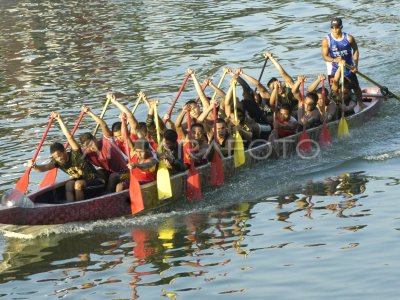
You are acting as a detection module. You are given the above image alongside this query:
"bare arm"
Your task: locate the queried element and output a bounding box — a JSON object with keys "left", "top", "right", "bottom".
{"left": 264, "top": 52, "right": 294, "bottom": 88}
{"left": 208, "top": 79, "right": 226, "bottom": 100}
{"left": 239, "top": 69, "right": 271, "bottom": 99}
{"left": 291, "top": 75, "right": 307, "bottom": 102}
{"left": 189, "top": 69, "right": 210, "bottom": 111}
{"left": 110, "top": 93, "right": 139, "bottom": 135}
{"left": 52, "top": 112, "right": 80, "bottom": 151}
{"left": 307, "top": 74, "right": 325, "bottom": 93}
{"left": 174, "top": 107, "right": 188, "bottom": 141}
{"left": 224, "top": 80, "right": 234, "bottom": 118}
{"left": 82, "top": 105, "right": 113, "bottom": 138}
{"left": 348, "top": 34, "right": 359, "bottom": 69}
{"left": 120, "top": 113, "right": 136, "bottom": 158}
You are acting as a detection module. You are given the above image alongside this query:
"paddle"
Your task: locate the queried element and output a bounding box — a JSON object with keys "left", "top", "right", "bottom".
{"left": 255, "top": 57, "right": 269, "bottom": 92}
{"left": 185, "top": 112, "right": 202, "bottom": 202}
{"left": 131, "top": 94, "right": 143, "bottom": 114}
{"left": 38, "top": 111, "right": 86, "bottom": 189}
{"left": 232, "top": 81, "right": 245, "bottom": 167}
{"left": 164, "top": 73, "right": 191, "bottom": 123}
{"left": 319, "top": 77, "right": 331, "bottom": 147}
{"left": 121, "top": 115, "right": 144, "bottom": 214}
{"left": 15, "top": 116, "right": 54, "bottom": 194}
{"left": 298, "top": 80, "right": 312, "bottom": 154}
{"left": 154, "top": 103, "right": 172, "bottom": 200}
{"left": 345, "top": 63, "right": 399, "bottom": 101}
{"left": 93, "top": 95, "right": 112, "bottom": 136}
{"left": 210, "top": 102, "right": 224, "bottom": 187}
{"left": 338, "top": 64, "right": 350, "bottom": 137}
{"left": 211, "top": 70, "right": 228, "bottom": 101}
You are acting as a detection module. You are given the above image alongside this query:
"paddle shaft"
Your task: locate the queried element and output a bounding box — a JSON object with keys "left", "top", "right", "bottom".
{"left": 344, "top": 63, "right": 400, "bottom": 100}
{"left": 211, "top": 70, "right": 228, "bottom": 101}
{"left": 186, "top": 112, "right": 195, "bottom": 169}
{"left": 255, "top": 57, "right": 269, "bottom": 92}
{"left": 166, "top": 73, "right": 191, "bottom": 120}
{"left": 154, "top": 104, "right": 161, "bottom": 146}
{"left": 93, "top": 96, "right": 112, "bottom": 136}
{"left": 341, "top": 64, "right": 345, "bottom": 118}
{"left": 321, "top": 78, "right": 326, "bottom": 121}
{"left": 15, "top": 116, "right": 54, "bottom": 193}
{"left": 131, "top": 95, "right": 143, "bottom": 114}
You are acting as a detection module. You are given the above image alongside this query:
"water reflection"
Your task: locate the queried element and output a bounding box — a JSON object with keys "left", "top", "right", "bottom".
{"left": 0, "top": 168, "right": 398, "bottom": 297}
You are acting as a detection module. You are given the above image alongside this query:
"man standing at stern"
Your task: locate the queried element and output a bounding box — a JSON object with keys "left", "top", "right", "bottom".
{"left": 321, "top": 17, "right": 366, "bottom": 110}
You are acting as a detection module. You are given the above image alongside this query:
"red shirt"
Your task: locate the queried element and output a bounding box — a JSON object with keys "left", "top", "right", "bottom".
{"left": 83, "top": 136, "right": 128, "bottom": 173}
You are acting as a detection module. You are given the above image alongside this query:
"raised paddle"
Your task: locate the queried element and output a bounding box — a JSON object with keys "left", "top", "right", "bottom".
{"left": 338, "top": 64, "right": 350, "bottom": 137}
{"left": 93, "top": 95, "right": 112, "bottom": 136}
{"left": 298, "top": 79, "right": 312, "bottom": 154}
{"left": 232, "top": 81, "right": 245, "bottom": 167}
{"left": 131, "top": 94, "right": 143, "bottom": 114}
{"left": 319, "top": 77, "right": 331, "bottom": 147}
{"left": 211, "top": 70, "right": 228, "bottom": 101}
{"left": 210, "top": 102, "right": 224, "bottom": 187}
{"left": 164, "top": 73, "right": 191, "bottom": 123}
{"left": 38, "top": 111, "right": 86, "bottom": 189}
{"left": 185, "top": 112, "right": 202, "bottom": 202}
{"left": 15, "top": 116, "right": 54, "bottom": 194}
{"left": 154, "top": 103, "right": 172, "bottom": 200}
{"left": 121, "top": 115, "right": 144, "bottom": 214}
{"left": 344, "top": 63, "right": 399, "bottom": 101}
{"left": 255, "top": 57, "right": 269, "bottom": 92}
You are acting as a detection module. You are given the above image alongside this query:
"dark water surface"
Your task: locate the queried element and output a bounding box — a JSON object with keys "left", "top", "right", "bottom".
{"left": 0, "top": 0, "right": 399, "bottom": 299}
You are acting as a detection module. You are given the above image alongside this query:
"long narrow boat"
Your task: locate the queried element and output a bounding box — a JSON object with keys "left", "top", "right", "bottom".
{"left": 0, "top": 88, "right": 385, "bottom": 226}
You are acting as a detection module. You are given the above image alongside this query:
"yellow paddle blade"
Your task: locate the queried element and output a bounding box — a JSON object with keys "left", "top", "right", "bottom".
{"left": 157, "top": 160, "right": 172, "bottom": 200}
{"left": 234, "top": 133, "right": 245, "bottom": 168}
{"left": 338, "top": 116, "right": 349, "bottom": 138}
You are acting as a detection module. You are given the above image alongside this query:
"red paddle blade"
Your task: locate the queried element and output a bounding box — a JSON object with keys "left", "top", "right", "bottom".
{"left": 211, "top": 151, "right": 224, "bottom": 187}
{"left": 14, "top": 167, "right": 32, "bottom": 194}
{"left": 298, "top": 131, "right": 312, "bottom": 154}
{"left": 38, "top": 168, "right": 58, "bottom": 189}
{"left": 129, "top": 170, "right": 144, "bottom": 214}
{"left": 319, "top": 124, "right": 331, "bottom": 147}
{"left": 187, "top": 167, "right": 202, "bottom": 202}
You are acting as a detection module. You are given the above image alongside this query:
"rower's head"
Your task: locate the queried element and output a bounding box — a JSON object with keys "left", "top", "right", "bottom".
{"left": 50, "top": 142, "right": 68, "bottom": 164}
{"left": 137, "top": 122, "right": 148, "bottom": 137}
{"left": 163, "top": 129, "right": 178, "bottom": 150}
{"left": 216, "top": 118, "right": 228, "bottom": 138}
{"left": 185, "top": 100, "right": 201, "bottom": 118}
{"left": 305, "top": 92, "right": 318, "bottom": 112}
{"left": 111, "top": 122, "right": 123, "bottom": 143}
{"left": 279, "top": 104, "right": 292, "bottom": 121}
{"left": 330, "top": 17, "right": 343, "bottom": 36}
{"left": 79, "top": 133, "right": 98, "bottom": 152}
{"left": 316, "top": 87, "right": 330, "bottom": 107}
{"left": 190, "top": 123, "right": 206, "bottom": 141}
{"left": 134, "top": 138, "right": 151, "bottom": 160}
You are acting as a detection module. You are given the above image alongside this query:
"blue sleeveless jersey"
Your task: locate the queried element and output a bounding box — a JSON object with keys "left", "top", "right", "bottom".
{"left": 327, "top": 32, "right": 354, "bottom": 77}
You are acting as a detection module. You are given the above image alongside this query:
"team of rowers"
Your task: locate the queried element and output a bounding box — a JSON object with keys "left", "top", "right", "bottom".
{"left": 28, "top": 51, "right": 362, "bottom": 202}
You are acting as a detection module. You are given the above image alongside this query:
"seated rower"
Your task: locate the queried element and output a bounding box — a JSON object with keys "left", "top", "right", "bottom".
{"left": 274, "top": 103, "right": 299, "bottom": 138}
{"left": 28, "top": 112, "right": 104, "bottom": 202}
{"left": 307, "top": 74, "right": 337, "bottom": 123}
{"left": 80, "top": 105, "right": 129, "bottom": 193}
{"left": 292, "top": 75, "right": 322, "bottom": 129}
{"left": 110, "top": 92, "right": 146, "bottom": 154}
{"left": 117, "top": 129, "right": 158, "bottom": 192}
{"left": 212, "top": 118, "right": 235, "bottom": 157}
{"left": 157, "top": 129, "right": 187, "bottom": 175}
{"left": 264, "top": 52, "right": 298, "bottom": 115}
{"left": 175, "top": 105, "right": 209, "bottom": 167}
{"left": 224, "top": 79, "right": 256, "bottom": 148}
